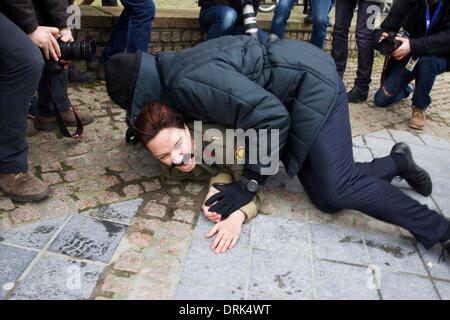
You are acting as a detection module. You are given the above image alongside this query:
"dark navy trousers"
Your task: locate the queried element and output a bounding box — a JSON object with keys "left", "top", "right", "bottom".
{"left": 298, "top": 78, "right": 449, "bottom": 249}
{"left": 0, "top": 13, "right": 44, "bottom": 174}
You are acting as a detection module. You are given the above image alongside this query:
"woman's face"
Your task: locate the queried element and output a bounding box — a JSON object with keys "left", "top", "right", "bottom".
{"left": 146, "top": 125, "right": 196, "bottom": 172}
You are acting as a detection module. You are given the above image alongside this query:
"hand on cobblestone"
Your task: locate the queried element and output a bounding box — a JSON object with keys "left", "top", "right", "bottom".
{"left": 206, "top": 211, "right": 245, "bottom": 254}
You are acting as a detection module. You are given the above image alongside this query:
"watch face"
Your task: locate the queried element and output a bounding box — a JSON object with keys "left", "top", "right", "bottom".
{"left": 247, "top": 180, "right": 259, "bottom": 192}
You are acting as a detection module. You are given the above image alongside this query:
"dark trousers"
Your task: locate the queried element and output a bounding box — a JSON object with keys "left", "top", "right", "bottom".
{"left": 298, "top": 78, "right": 449, "bottom": 249}
{"left": 100, "top": 0, "right": 155, "bottom": 65}
{"left": 199, "top": 5, "right": 268, "bottom": 44}
{"left": 331, "top": 0, "right": 378, "bottom": 91}
{"left": 374, "top": 55, "right": 447, "bottom": 110}
{"left": 0, "top": 13, "right": 44, "bottom": 173}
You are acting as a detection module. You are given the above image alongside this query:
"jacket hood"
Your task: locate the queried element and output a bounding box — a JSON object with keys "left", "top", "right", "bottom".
{"left": 106, "top": 51, "right": 163, "bottom": 124}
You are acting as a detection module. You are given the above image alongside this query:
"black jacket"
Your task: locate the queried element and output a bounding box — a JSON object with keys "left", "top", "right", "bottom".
{"left": 0, "top": 0, "right": 68, "bottom": 34}
{"left": 198, "top": 0, "right": 261, "bottom": 25}
{"left": 106, "top": 36, "right": 339, "bottom": 179}
{"left": 375, "top": 0, "right": 450, "bottom": 70}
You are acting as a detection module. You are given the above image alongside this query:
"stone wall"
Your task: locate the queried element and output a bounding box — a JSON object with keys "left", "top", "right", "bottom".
{"left": 77, "top": 5, "right": 359, "bottom": 57}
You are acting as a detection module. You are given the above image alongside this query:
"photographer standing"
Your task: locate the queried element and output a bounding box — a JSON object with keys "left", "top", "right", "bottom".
{"left": 0, "top": 0, "right": 94, "bottom": 202}
{"left": 373, "top": 0, "right": 450, "bottom": 130}
{"left": 331, "top": 0, "right": 382, "bottom": 103}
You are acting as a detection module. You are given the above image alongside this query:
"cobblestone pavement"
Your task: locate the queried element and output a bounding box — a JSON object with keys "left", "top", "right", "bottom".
{"left": 1, "top": 57, "right": 450, "bottom": 300}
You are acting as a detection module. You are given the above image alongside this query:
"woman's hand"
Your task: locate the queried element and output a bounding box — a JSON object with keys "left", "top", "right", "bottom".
{"left": 206, "top": 210, "right": 246, "bottom": 254}
{"left": 28, "top": 26, "right": 61, "bottom": 61}
{"left": 202, "top": 186, "right": 222, "bottom": 223}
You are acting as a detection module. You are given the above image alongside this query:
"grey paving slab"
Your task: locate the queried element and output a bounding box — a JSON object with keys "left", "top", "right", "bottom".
{"left": 0, "top": 215, "right": 68, "bottom": 250}
{"left": 363, "top": 231, "right": 427, "bottom": 276}
{"left": 432, "top": 148, "right": 450, "bottom": 164}
{"left": 365, "top": 129, "right": 393, "bottom": 141}
{"left": 193, "top": 214, "right": 251, "bottom": 246}
{"left": 352, "top": 136, "right": 366, "bottom": 148}
{"left": 400, "top": 189, "right": 438, "bottom": 211}
{"left": 389, "top": 129, "right": 425, "bottom": 146}
{"left": 250, "top": 215, "right": 310, "bottom": 257}
{"left": 249, "top": 249, "right": 313, "bottom": 299}
{"left": 364, "top": 136, "right": 394, "bottom": 155}
{"left": 175, "top": 280, "right": 245, "bottom": 300}
{"left": 378, "top": 272, "right": 439, "bottom": 300}
{"left": 0, "top": 245, "right": 37, "bottom": 299}
{"left": 310, "top": 223, "right": 370, "bottom": 266}
{"left": 417, "top": 244, "right": 450, "bottom": 281}
{"left": 419, "top": 134, "right": 450, "bottom": 151}
{"left": 177, "top": 238, "right": 249, "bottom": 290}
{"left": 435, "top": 280, "right": 450, "bottom": 300}
{"left": 432, "top": 193, "right": 450, "bottom": 218}
{"left": 407, "top": 143, "right": 442, "bottom": 161}
{"left": 10, "top": 254, "right": 104, "bottom": 300}
{"left": 314, "top": 260, "right": 379, "bottom": 300}
{"left": 352, "top": 147, "right": 373, "bottom": 163}
{"left": 430, "top": 176, "right": 450, "bottom": 196}
{"left": 83, "top": 198, "right": 143, "bottom": 225}
{"left": 48, "top": 214, "right": 127, "bottom": 263}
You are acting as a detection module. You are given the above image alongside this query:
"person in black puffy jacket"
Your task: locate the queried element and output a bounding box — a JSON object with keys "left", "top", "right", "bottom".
{"left": 106, "top": 35, "right": 450, "bottom": 259}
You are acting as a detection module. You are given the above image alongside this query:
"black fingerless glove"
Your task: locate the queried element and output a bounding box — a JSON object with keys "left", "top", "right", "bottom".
{"left": 205, "top": 181, "right": 256, "bottom": 220}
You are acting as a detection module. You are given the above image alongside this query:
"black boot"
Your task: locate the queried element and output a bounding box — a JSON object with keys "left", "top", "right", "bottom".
{"left": 390, "top": 142, "right": 432, "bottom": 197}
{"left": 347, "top": 86, "right": 369, "bottom": 103}
{"left": 439, "top": 239, "right": 450, "bottom": 263}
{"left": 68, "top": 65, "right": 92, "bottom": 83}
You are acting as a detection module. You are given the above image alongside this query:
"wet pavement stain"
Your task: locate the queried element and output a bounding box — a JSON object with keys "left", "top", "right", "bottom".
{"left": 33, "top": 226, "right": 55, "bottom": 235}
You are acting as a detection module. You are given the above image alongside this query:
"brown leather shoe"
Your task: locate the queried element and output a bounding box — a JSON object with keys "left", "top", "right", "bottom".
{"left": 34, "top": 109, "right": 95, "bottom": 131}
{"left": 0, "top": 172, "right": 50, "bottom": 202}
{"left": 409, "top": 108, "right": 426, "bottom": 130}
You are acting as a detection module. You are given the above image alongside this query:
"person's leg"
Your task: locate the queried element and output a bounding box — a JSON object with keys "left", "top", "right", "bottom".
{"left": 199, "top": 5, "right": 238, "bottom": 40}
{"left": 309, "top": 0, "right": 333, "bottom": 49}
{"left": 36, "top": 63, "right": 70, "bottom": 117}
{"left": 0, "top": 13, "right": 43, "bottom": 174}
{"left": 331, "top": 0, "right": 357, "bottom": 77}
{"left": 123, "top": 0, "right": 155, "bottom": 53}
{"left": 411, "top": 56, "right": 447, "bottom": 110}
{"left": 373, "top": 57, "right": 415, "bottom": 108}
{"left": 100, "top": 7, "right": 130, "bottom": 65}
{"left": 269, "top": 0, "right": 296, "bottom": 39}
{"left": 353, "top": 0, "right": 379, "bottom": 92}
{"left": 299, "top": 78, "right": 449, "bottom": 249}
{"left": 408, "top": 55, "right": 447, "bottom": 130}
{"left": 0, "top": 13, "right": 50, "bottom": 202}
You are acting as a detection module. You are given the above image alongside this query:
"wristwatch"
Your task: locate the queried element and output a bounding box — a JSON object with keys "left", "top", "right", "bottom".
{"left": 240, "top": 176, "right": 260, "bottom": 193}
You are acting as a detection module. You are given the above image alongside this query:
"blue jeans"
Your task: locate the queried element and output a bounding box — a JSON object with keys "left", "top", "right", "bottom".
{"left": 199, "top": 5, "right": 268, "bottom": 43}
{"left": 100, "top": 0, "right": 155, "bottom": 65}
{"left": 374, "top": 56, "right": 447, "bottom": 110}
{"left": 270, "top": 0, "right": 332, "bottom": 49}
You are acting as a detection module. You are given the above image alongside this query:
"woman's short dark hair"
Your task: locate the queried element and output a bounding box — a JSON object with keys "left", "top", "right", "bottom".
{"left": 133, "top": 102, "right": 185, "bottom": 146}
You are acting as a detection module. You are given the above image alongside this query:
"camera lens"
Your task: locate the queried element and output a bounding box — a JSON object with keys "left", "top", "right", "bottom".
{"left": 59, "top": 37, "right": 96, "bottom": 62}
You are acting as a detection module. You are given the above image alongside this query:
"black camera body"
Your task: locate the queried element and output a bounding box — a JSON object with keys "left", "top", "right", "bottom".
{"left": 46, "top": 37, "right": 97, "bottom": 74}
{"left": 378, "top": 30, "right": 409, "bottom": 56}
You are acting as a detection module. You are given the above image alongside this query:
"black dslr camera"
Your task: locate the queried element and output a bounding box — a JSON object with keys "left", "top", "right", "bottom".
{"left": 377, "top": 30, "right": 409, "bottom": 56}
{"left": 47, "top": 37, "right": 97, "bottom": 73}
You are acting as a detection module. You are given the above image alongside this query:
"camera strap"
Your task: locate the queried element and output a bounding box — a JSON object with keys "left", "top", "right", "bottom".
{"left": 47, "top": 80, "right": 84, "bottom": 139}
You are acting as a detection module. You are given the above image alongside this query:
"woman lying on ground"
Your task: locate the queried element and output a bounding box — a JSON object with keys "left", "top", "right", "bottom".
{"left": 106, "top": 35, "right": 450, "bottom": 259}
